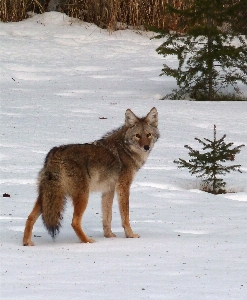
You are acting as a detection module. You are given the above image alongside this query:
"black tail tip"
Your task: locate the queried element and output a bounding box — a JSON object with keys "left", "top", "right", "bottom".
{"left": 44, "top": 224, "right": 61, "bottom": 240}
{"left": 49, "top": 227, "right": 60, "bottom": 240}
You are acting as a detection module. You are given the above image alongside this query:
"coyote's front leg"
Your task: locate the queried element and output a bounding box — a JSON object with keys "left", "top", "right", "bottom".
{"left": 102, "top": 190, "right": 116, "bottom": 238}
{"left": 116, "top": 180, "right": 140, "bottom": 238}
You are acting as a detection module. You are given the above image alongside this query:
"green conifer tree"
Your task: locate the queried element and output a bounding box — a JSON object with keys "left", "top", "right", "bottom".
{"left": 151, "top": 0, "right": 247, "bottom": 100}
{"left": 174, "top": 125, "right": 245, "bottom": 194}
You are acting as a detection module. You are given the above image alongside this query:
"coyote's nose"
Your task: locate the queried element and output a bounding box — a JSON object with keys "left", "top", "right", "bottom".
{"left": 144, "top": 145, "right": 150, "bottom": 151}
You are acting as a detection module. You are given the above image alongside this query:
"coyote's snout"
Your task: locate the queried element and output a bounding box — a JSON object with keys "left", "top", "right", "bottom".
{"left": 23, "top": 107, "right": 159, "bottom": 246}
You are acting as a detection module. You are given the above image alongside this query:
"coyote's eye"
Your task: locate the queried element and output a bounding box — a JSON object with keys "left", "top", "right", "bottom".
{"left": 147, "top": 133, "right": 152, "bottom": 138}
{"left": 135, "top": 134, "right": 141, "bottom": 139}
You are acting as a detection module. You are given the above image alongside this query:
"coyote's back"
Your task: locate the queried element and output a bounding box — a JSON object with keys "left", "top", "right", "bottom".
{"left": 23, "top": 107, "right": 159, "bottom": 246}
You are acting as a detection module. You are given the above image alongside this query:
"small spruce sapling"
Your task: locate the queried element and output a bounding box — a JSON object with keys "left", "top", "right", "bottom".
{"left": 150, "top": 0, "right": 247, "bottom": 100}
{"left": 174, "top": 125, "right": 245, "bottom": 194}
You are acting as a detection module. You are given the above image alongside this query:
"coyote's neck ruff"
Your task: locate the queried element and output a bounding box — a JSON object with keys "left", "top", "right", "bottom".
{"left": 23, "top": 107, "right": 159, "bottom": 246}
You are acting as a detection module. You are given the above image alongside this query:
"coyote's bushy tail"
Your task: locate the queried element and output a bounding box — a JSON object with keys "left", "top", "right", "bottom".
{"left": 38, "top": 168, "right": 65, "bottom": 239}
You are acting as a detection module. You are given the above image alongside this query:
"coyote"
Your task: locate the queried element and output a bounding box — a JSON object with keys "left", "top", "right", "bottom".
{"left": 23, "top": 107, "right": 159, "bottom": 246}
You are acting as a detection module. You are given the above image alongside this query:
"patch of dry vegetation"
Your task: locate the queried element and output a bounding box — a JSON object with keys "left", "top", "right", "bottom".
{"left": 0, "top": 0, "right": 44, "bottom": 22}
{"left": 0, "top": 0, "right": 187, "bottom": 30}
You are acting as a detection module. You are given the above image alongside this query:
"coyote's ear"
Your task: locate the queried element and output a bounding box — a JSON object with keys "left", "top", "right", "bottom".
{"left": 145, "top": 107, "right": 158, "bottom": 127}
{"left": 125, "top": 109, "right": 138, "bottom": 127}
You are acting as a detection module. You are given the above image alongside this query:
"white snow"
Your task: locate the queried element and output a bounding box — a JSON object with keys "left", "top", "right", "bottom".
{"left": 1, "top": 12, "right": 247, "bottom": 300}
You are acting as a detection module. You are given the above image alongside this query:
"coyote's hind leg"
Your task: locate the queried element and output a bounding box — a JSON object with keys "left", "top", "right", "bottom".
{"left": 23, "top": 196, "right": 42, "bottom": 246}
{"left": 72, "top": 193, "right": 95, "bottom": 243}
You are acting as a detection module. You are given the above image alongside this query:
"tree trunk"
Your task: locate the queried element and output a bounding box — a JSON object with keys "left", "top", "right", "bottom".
{"left": 46, "top": 0, "right": 60, "bottom": 12}
{"left": 212, "top": 125, "right": 217, "bottom": 193}
{"left": 207, "top": 16, "right": 213, "bottom": 101}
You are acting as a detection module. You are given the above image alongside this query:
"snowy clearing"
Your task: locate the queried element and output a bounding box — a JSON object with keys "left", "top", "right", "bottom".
{"left": 1, "top": 12, "right": 247, "bottom": 300}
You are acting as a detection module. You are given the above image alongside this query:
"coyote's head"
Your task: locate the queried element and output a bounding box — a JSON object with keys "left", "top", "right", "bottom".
{"left": 124, "top": 107, "right": 160, "bottom": 153}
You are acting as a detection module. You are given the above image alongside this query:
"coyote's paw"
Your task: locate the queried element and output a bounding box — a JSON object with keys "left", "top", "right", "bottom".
{"left": 126, "top": 233, "right": 140, "bottom": 238}
{"left": 104, "top": 232, "right": 117, "bottom": 238}
{"left": 23, "top": 240, "right": 34, "bottom": 246}
{"left": 85, "top": 238, "right": 95, "bottom": 243}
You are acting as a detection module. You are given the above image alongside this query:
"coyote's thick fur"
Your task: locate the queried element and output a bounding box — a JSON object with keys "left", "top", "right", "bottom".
{"left": 23, "top": 107, "right": 159, "bottom": 245}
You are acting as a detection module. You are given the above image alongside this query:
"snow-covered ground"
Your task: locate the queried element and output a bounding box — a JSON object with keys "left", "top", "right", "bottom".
{"left": 1, "top": 12, "right": 247, "bottom": 300}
